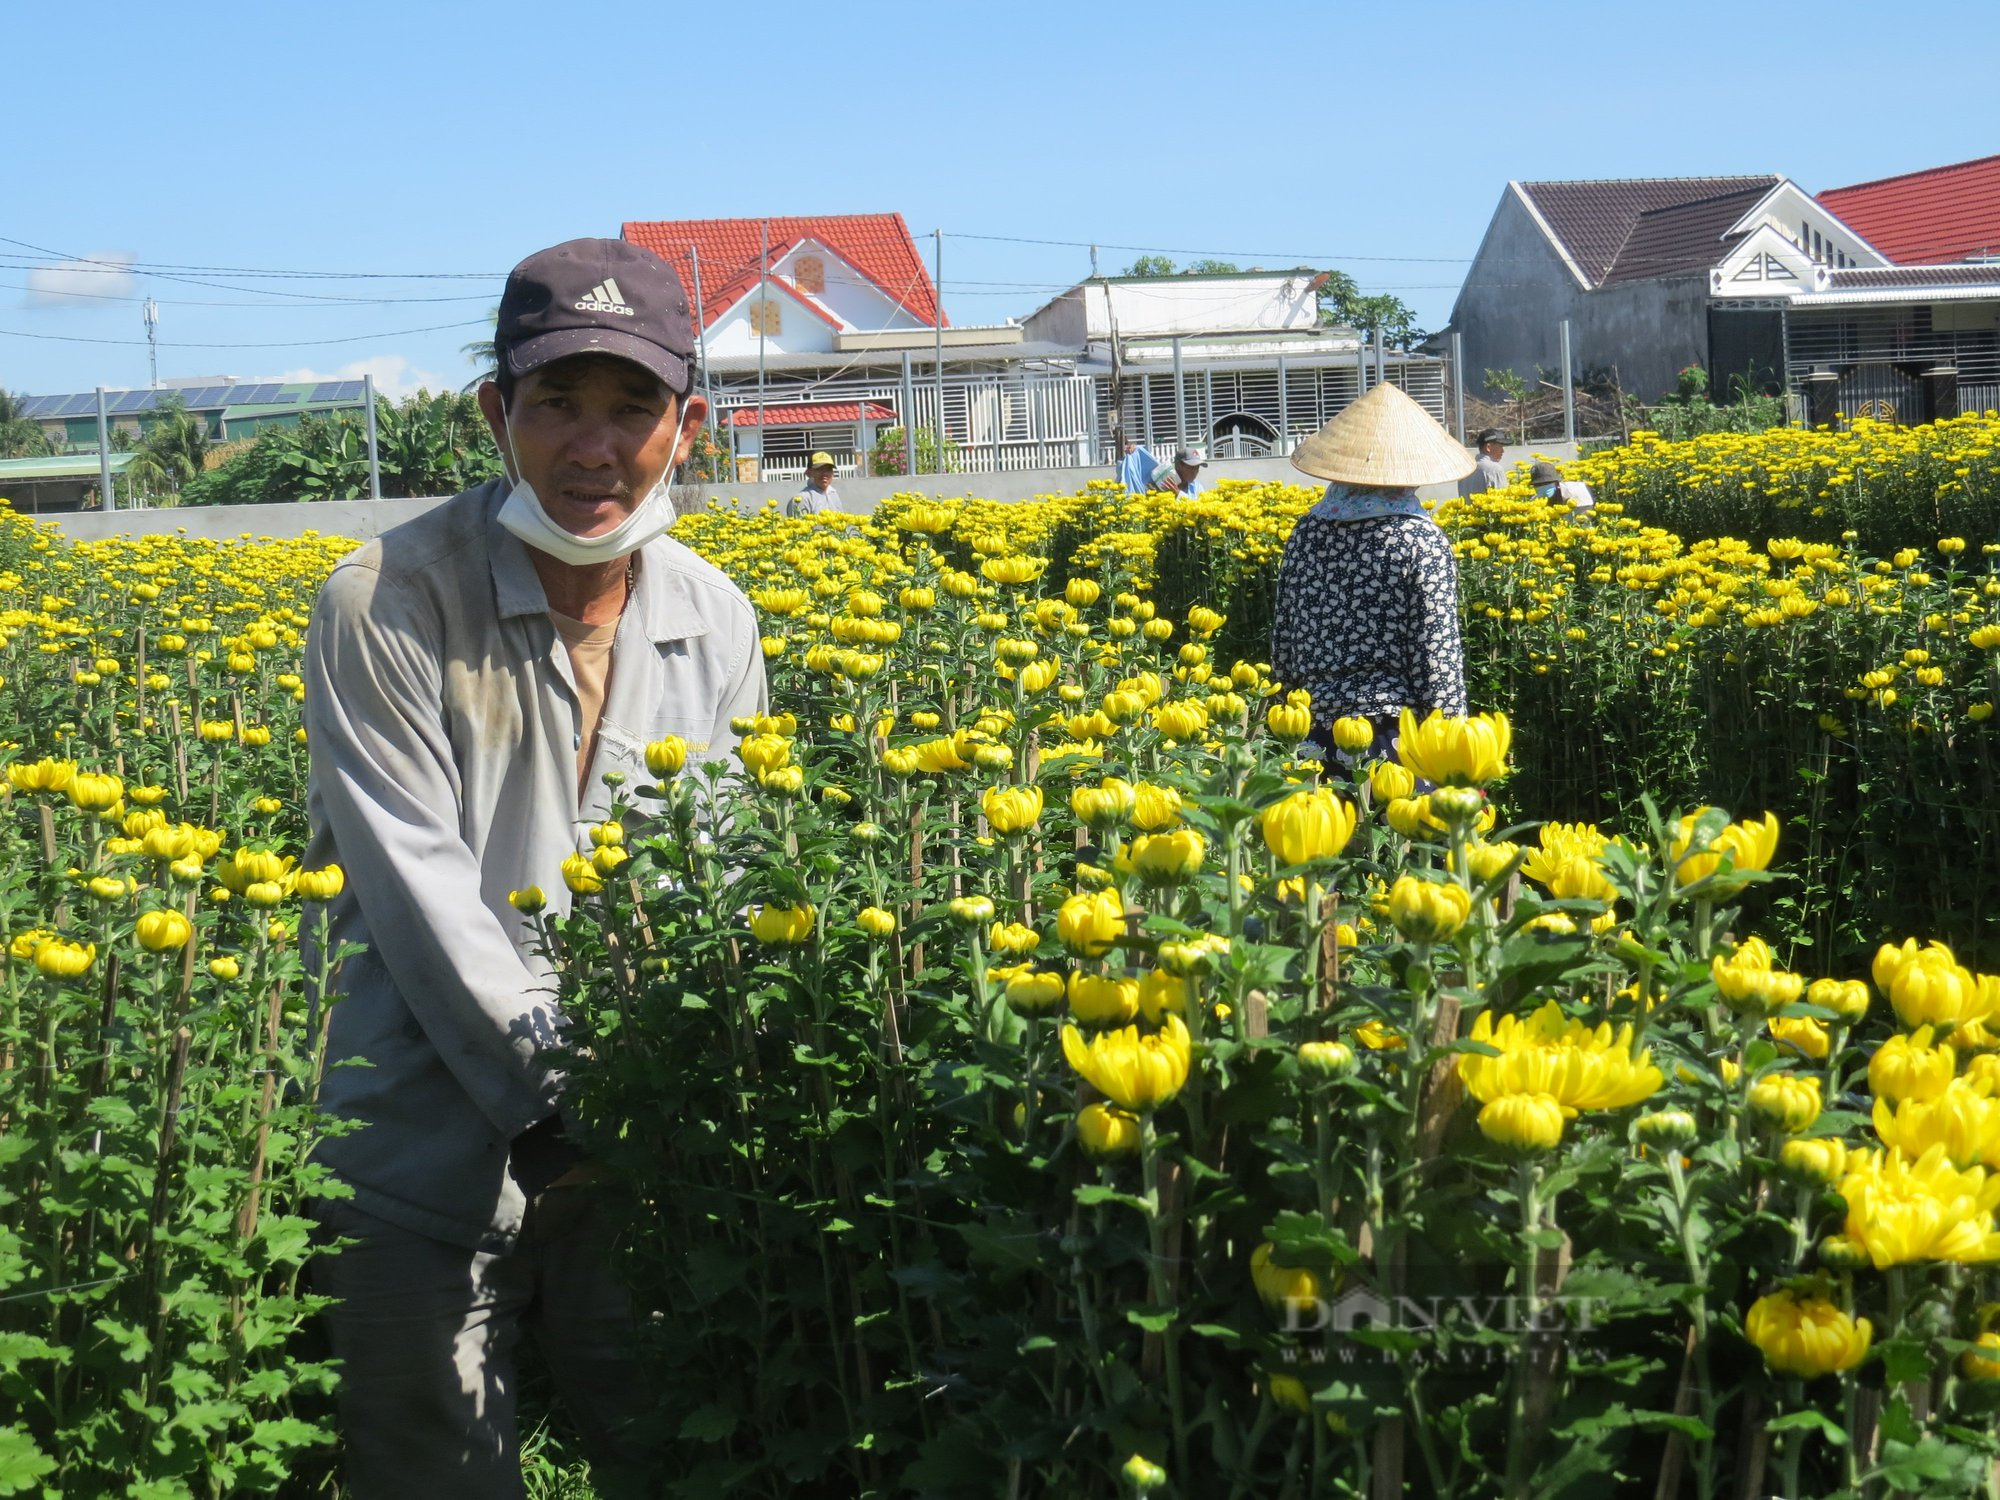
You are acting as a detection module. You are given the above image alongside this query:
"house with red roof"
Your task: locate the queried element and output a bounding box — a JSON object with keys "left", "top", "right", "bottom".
{"left": 623, "top": 213, "right": 947, "bottom": 359}
{"left": 620, "top": 212, "right": 1451, "bottom": 481}
{"left": 1450, "top": 157, "right": 2000, "bottom": 423}
{"left": 624, "top": 213, "right": 1061, "bottom": 479}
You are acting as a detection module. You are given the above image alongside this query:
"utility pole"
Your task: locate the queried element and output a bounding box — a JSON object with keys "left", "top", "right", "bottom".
{"left": 1172, "top": 336, "right": 1186, "bottom": 450}
{"left": 755, "top": 220, "right": 768, "bottom": 481}
{"left": 143, "top": 299, "right": 159, "bottom": 388}
{"left": 900, "top": 350, "right": 917, "bottom": 479}
{"left": 96, "top": 386, "right": 115, "bottom": 511}
{"left": 933, "top": 228, "right": 945, "bottom": 477}
{"left": 363, "top": 373, "right": 382, "bottom": 499}
{"left": 689, "top": 243, "right": 713, "bottom": 454}
{"left": 1451, "top": 330, "right": 1467, "bottom": 442}
{"left": 1560, "top": 318, "right": 1576, "bottom": 446}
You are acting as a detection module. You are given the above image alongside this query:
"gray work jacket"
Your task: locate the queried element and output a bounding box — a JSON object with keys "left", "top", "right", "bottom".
{"left": 302, "top": 479, "right": 766, "bottom": 1250}
{"left": 785, "top": 484, "right": 837, "bottom": 518}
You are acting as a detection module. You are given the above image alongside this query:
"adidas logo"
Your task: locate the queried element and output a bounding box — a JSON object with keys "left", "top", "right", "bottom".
{"left": 573, "top": 278, "right": 636, "bottom": 316}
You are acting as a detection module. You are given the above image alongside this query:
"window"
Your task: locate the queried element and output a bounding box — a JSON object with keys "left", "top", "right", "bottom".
{"left": 749, "top": 298, "right": 783, "bottom": 336}
{"left": 794, "top": 255, "right": 825, "bottom": 295}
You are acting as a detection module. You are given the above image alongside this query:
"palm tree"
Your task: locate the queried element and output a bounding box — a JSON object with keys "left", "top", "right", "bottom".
{"left": 0, "top": 388, "right": 52, "bottom": 459}
{"left": 123, "top": 397, "right": 209, "bottom": 505}
{"left": 461, "top": 304, "right": 500, "bottom": 392}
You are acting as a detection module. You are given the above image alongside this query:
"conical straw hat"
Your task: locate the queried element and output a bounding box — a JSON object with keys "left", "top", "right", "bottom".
{"left": 1290, "top": 381, "right": 1476, "bottom": 487}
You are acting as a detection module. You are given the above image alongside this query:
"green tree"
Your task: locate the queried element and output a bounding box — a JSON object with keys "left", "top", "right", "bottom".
{"left": 122, "top": 396, "right": 209, "bottom": 505}
{"left": 461, "top": 304, "right": 500, "bottom": 390}
{"left": 1182, "top": 259, "right": 1240, "bottom": 275}
{"left": 0, "top": 389, "right": 52, "bottom": 459}
{"left": 373, "top": 389, "right": 501, "bottom": 496}
{"left": 869, "top": 425, "right": 960, "bottom": 476}
{"left": 1122, "top": 254, "right": 1177, "bottom": 277}
{"left": 1315, "top": 269, "right": 1423, "bottom": 346}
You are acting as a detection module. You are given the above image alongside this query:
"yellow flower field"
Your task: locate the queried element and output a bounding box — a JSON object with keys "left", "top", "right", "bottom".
{"left": 1, "top": 412, "right": 1999, "bottom": 1496}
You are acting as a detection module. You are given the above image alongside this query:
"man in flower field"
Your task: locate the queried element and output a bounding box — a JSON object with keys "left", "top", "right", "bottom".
{"left": 1460, "top": 427, "right": 1508, "bottom": 494}
{"left": 1158, "top": 446, "right": 1208, "bottom": 497}
{"left": 301, "top": 236, "right": 766, "bottom": 1495}
{"left": 785, "top": 449, "right": 841, "bottom": 517}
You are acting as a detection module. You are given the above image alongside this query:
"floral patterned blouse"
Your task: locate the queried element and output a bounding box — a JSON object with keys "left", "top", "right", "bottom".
{"left": 1269, "top": 511, "right": 1467, "bottom": 721}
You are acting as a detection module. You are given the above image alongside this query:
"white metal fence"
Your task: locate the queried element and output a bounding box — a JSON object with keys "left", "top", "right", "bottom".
{"left": 710, "top": 354, "right": 1453, "bottom": 478}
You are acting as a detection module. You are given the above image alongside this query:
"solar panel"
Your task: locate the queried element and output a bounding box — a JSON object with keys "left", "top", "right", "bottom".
{"left": 259, "top": 391, "right": 300, "bottom": 404}
{"left": 19, "top": 395, "right": 59, "bottom": 418}
{"left": 112, "top": 390, "right": 149, "bottom": 412}
{"left": 224, "top": 382, "right": 278, "bottom": 404}
{"left": 330, "top": 380, "right": 365, "bottom": 401}
{"left": 310, "top": 381, "right": 344, "bottom": 402}
{"left": 57, "top": 394, "right": 99, "bottom": 417}
{"left": 181, "top": 385, "right": 227, "bottom": 408}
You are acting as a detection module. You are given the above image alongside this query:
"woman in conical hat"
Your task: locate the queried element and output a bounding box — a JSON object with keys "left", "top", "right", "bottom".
{"left": 1270, "top": 382, "right": 1474, "bottom": 763}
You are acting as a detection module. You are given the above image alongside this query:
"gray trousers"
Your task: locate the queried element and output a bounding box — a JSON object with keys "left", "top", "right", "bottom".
{"left": 312, "top": 1188, "right": 659, "bottom": 1499}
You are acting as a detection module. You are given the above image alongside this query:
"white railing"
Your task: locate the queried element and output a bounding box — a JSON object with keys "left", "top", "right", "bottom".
{"left": 712, "top": 371, "right": 1100, "bottom": 477}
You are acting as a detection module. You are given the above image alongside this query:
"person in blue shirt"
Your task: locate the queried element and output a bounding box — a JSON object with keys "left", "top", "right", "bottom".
{"left": 1116, "top": 433, "right": 1208, "bottom": 497}
{"left": 1116, "top": 430, "right": 1158, "bottom": 494}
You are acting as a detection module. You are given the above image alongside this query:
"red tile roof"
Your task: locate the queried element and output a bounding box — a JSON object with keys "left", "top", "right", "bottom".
{"left": 622, "top": 214, "right": 945, "bottom": 328}
{"left": 728, "top": 401, "right": 897, "bottom": 428}
{"left": 1518, "top": 176, "right": 1780, "bottom": 286}
{"left": 1817, "top": 155, "right": 2000, "bottom": 265}
{"left": 724, "top": 275, "right": 845, "bottom": 331}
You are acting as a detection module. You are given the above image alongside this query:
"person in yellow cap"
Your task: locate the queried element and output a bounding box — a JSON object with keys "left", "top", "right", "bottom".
{"left": 786, "top": 451, "right": 840, "bottom": 517}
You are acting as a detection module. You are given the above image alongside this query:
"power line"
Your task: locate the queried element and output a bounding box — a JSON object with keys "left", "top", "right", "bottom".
{"left": 0, "top": 277, "right": 495, "bottom": 309}
{"left": 0, "top": 317, "right": 486, "bottom": 349}
{"left": 0, "top": 235, "right": 499, "bottom": 282}
{"left": 945, "top": 231, "right": 1476, "bottom": 264}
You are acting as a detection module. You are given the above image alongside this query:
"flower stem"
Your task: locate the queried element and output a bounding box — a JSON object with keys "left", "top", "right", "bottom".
{"left": 1505, "top": 1157, "right": 1544, "bottom": 1500}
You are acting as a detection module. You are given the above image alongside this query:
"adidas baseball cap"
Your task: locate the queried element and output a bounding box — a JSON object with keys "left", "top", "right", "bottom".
{"left": 495, "top": 238, "right": 694, "bottom": 393}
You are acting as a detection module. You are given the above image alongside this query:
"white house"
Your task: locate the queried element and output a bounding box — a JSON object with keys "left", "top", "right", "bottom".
{"left": 1025, "top": 269, "right": 1448, "bottom": 459}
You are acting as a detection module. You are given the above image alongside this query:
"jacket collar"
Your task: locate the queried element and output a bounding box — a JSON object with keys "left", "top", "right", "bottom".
{"left": 484, "top": 482, "right": 710, "bottom": 644}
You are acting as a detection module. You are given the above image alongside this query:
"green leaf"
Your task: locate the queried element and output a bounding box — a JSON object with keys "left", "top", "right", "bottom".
{"left": 1878, "top": 1338, "right": 1936, "bottom": 1387}
{"left": 90, "top": 1315, "right": 150, "bottom": 1364}
{"left": 1124, "top": 1306, "right": 1178, "bottom": 1333}
{"left": 679, "top": 1405, "right": 739, "bottom": 1443}
{"left": 1263, "top": 1211, "right": 1362, "bottom": 1267}
{"left": 1766, "top": 1409, "right": 1848, "bottom": 1445}
{"left": 1073, "top": 1184, "right": 1150, "bottom": 1214}
{"left": 0, "top": 1427, "right": 57, "bottom": 1495}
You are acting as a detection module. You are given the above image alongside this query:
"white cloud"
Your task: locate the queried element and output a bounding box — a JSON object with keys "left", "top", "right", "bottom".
{"left": 26, "top": 251, "right": 136, "bottom": 306}
{"left": 275, "top": 353, "right": 453, "bottom": 401}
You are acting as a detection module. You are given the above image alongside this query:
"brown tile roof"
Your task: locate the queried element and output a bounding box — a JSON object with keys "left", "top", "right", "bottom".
{"left": 1518, "top": 176, "right": 1781, "bottom": 286}
{"left": 1824, "top": 264, "right": 2000, "bottom": 290}
{"left": 1601, "top": 185, "right": 1777, "bottom": 284}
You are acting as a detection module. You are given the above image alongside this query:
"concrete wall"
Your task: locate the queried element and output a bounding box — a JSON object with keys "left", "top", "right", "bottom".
{"left": 1449, "top": 190, "right": 1712, "bottom": 403}
{"left": 1574, "top": 274, "right": 1710, "bottom": 401}
{"left": 1451, "top": 189, "right": 1586, "bottom": 396}
{"left": 42, "top": 444, "right": 1582, "bottom": 544}
{"left": 1021, "top": 289, "right": 1086, "bottom": 348}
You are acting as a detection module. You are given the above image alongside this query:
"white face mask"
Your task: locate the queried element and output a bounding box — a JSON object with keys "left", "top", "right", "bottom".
{"left": 494, "top": 405, "right": 683, "bottom": 567}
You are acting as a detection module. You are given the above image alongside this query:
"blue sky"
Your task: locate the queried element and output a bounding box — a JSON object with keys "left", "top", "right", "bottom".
{"left": 6, "top": 0, "right": 1997, "bottom": 399}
